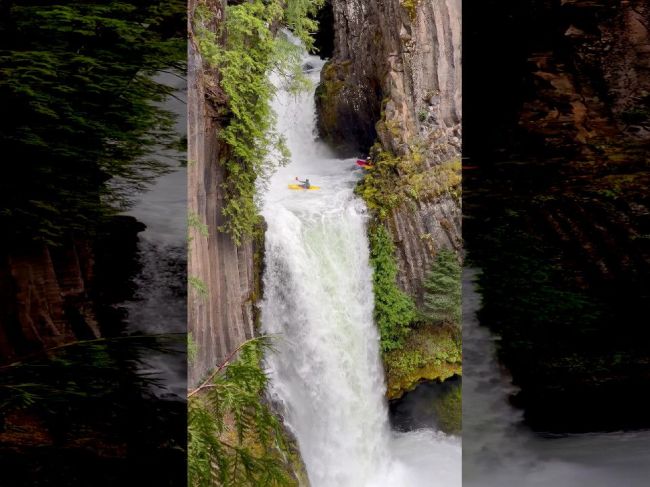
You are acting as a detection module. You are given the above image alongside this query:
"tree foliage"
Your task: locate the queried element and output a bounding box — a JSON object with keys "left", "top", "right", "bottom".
{"left": 369, "top": 224, "right": 417, "bottom": 352}
{"left": 0, "top": 0, "right": 185, "bottom": 246}
{"left": 421, "top": 248, "right": 461, "bottom": 327}
{"left": 188, "top": 338, "right": 298, "bottom": 487}
{"left": 193, "top": 0, "right": 323, "bottom": 245}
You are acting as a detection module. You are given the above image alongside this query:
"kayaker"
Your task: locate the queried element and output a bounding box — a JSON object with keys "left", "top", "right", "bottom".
{"left": 295, "top": 177, "right": 311, "bottom": 189}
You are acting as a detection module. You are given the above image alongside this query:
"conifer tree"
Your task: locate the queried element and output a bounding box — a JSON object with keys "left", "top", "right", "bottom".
{"left": 422, "top": 249, "right": 461, "bottom": 327}
{"left": 0, "top": 0, "right": 185, "bottom": 246}
{"left": 188, "top": 338, "right": 298, "bottom": 487}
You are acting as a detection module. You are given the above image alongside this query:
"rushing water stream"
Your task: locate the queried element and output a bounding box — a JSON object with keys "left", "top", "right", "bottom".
{"left": 463, "top": 268, "right": 650, "bottom": 486}
{"left": 122, "top": 71, "right": 187, "bottom": 398}
{"left": 260, "top": 49, "right": 460, "bottom": 487}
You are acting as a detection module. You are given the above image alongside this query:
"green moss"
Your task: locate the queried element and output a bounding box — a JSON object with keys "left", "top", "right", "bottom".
{"left": 384, "top": 325, "right": 461, "bottom": 399}
{"left": 356, "top": 148, "right": 461, "bottom": 218}
{"left": 433, "top": 381, "right": 461, "bottom": 434}
{"left": 401, "top": 0, "right": 419, "bottom": 20}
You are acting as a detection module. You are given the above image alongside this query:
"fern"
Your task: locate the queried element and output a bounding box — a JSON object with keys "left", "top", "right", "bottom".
{"left": 193, "top": 0, "right": 323, "bottom": 245}
{"left": 188, "top": 337, "right": 298, "bottom": 487}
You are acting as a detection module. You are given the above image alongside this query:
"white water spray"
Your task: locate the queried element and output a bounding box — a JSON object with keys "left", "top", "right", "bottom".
{"left": 260, "top": 50, "right": 461, "bottom": 486}
{"left": 463, "top": 268, "right": 650, "bottom": 486}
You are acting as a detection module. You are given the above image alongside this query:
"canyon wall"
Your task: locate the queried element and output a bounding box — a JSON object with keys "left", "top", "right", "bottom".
{"left": 519, "top": 0, "right": 650, "bottom": 154}
{"left": 317, "top": 0, "right": 462, "bottom": 303}
{"left": 464, "top": 0, "right": 650, "bottom": 431}
{"left": 0, "top": 242, "right": 97, "bottom": 363}
{"left": 0, "top": 214, "right": 145, "bottom": 364}
{"left": 187, "top": 0, "right": 257, "bottom": 387}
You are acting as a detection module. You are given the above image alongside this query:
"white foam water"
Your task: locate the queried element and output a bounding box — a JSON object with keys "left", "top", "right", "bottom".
{"left": 260, "top": 49, "right": 461, "bottom": 487}
{"left": 463, "top": 268, "right": 650, "bottom": 486}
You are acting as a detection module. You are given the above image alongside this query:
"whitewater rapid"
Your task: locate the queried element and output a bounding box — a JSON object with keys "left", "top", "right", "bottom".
{"left": 463, "top": 268, "right": 650, "bottom": 486}
{"left": 122, "top": 71, "right": 187, "bottom": 398}
{"left": 260, "top": 50, "right": 460, "bottom": 486}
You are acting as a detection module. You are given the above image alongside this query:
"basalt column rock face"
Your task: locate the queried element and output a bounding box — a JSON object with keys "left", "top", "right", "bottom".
{"left": 464, "top": 0, "right": 650, "bottom": 431}
{"left": 0, "top": 241, "right": 99, "bottom": 363}
{"left": 317, "top": 0, "right": 462, "bottom": 302}
{"left": 520, "top": 0, "right": 650, "bottom": 153}
{"left": 188, "top": 0, "right": 257, "bottom": 387}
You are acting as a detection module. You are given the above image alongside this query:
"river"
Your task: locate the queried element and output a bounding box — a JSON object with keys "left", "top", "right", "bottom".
{"left": 122, "top": 71, "right": 187, "bottom": 398}
{"left": 259, "top": 47, "right": 461, "bottom": 487}
{"left": 463, "top": 268, "right": 650, "bottom": 486}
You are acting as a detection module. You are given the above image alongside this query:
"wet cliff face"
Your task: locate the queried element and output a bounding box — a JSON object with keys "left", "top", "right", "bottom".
{"left": 0, "top": 244, "right": 89, "bottom": 363}
{"left": 317, "top": 0, "right": 462, "bottom": 302}
{"left": 520, "top": 0, "right": 650, "bottom": 154}
{"left": 0, "top": 216, "right": 146, "bottom": 364}
{"left": 464, "top": 0, "right": 650, "bottom": 432}
{"left": 188, "top": 0, "right": 258, "bottom": 387}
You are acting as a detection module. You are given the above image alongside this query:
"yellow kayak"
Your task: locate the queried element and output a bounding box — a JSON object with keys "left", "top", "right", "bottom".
{"left": 288, "top": 184, "right": 321, "bottom": 190}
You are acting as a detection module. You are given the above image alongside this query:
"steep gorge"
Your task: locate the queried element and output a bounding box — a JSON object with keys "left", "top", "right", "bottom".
{"left": 464, "top": 0, "right": 650, "bottom": 431}
{"left": 187, "top": 0, "right": 258, "bottom": 387}
{"left": 316, "top": 0, "right": 462, "bottom": 396}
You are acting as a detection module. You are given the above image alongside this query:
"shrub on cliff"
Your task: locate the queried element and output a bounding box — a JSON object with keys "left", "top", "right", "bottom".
{"left": 188, "top": 337, "right": 300, "bottom": 487}
{"left": 0, "top": 1, "right": 185, "bottom": 246}
{"left": 421, "top": 248, "right": 461, "bottom": 327}
{"left": 369, "top": 224, "right": 417, "bottom": 352}
{"left": 193, "top": 0, "right": 324, "bottom": 245}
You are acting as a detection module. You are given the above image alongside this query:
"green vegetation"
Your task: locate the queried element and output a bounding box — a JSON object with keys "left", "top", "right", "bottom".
{"left": 401, "top": 0, "right": 420, "bottom": 20}
{"left": 369, "top": 224, "right": 417, "bottom": 352}
{"left": 188, "top": 332, "right": 198, "bottom": 365}
{"left": 0, "top": 335, "right": 187, "bottom": 483}
{"left": 433, "top": 381, "right": 461, "bottom": 434}
{"left": 188, "top": 338, "right": 303, "bottom": 487}
{"left": 384, "top": 325, "right": 461, "bottom": 398}
{"left": 421, "top": 249, "right": 461, "bottom": 327}
{"left": 189, "top": 276, "right": 209, "bottom": 299}
{"left": 367, "top": 229, "right": 461, "bottom": 398}
{"left": 356, "top": 148, "right": 461, "bottom": 218}
{"left": 193, "top": 0, "right": 323, "bottom": 245}
{"left": 0, "top": 1, "right": 185, "bottom": 247}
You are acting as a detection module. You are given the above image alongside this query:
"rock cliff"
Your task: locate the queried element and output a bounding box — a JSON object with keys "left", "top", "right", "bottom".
{"left": 187, "top": 0, "right": 258, "bottom": 387}
{"left": 464, "top": 0, "right": 650, "bottom": 431}
{"left": 0, "top": 216, "right": 145, "bottom": 364}
{"left": 0, "top": 242, "right": 97, "bottom": 364}
{"left": 317, "top": 0, "right": 462, "bottom": 303}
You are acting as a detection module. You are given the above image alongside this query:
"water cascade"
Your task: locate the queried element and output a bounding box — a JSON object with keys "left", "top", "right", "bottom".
{"left": 463, "top": 268, "right": 650, "bottom": 486}
{"left": 261, "top": 49, "right": 461, "bottom": 487}
{"left": 122, "top": 71, "right": 187, "bottom": 398}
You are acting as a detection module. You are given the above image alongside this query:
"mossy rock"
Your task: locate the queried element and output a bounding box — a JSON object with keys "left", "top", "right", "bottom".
{"left": 384, "top": 324, "right": 462, "bottom": 399}
{"left": 433, "top": 381, "right": 462, "bottom": 435}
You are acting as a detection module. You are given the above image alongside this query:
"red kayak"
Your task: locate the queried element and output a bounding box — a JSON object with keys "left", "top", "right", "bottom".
{"left": 356, "top": 159, "right": 372, "bottom": 169}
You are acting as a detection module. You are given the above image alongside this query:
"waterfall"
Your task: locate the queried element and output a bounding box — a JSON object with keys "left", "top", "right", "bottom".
{"left": 463, "top": 268, "right": 650, "bottom": 486}
{"left": 122, "top": 71, "right": 187, "bottom": 398}
{"left": 260, "top": 47, "right": 460, "bottom": 487}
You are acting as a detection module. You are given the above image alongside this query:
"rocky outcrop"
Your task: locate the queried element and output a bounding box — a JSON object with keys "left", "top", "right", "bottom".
{"left": 464, "top": 0, "right": 650, "bottom": 431}
{"left": 0, "top": 213, "right": 147, "bottom": 364}
{"left": 317, "top": 0, "right": 462, "bottom": 302}
{"left": 519, "top": 0, "right": 650, "bottom": 153}
{"left": 188, "top": 0, "right": 257, "bottom": 387}
{"left": 0, "top": 241, "right": 99, "bottom": 364}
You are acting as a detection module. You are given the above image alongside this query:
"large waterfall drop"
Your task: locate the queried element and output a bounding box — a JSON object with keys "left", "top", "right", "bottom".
{"left": 260, "top": 48, "right": 461, "bottom": 487}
